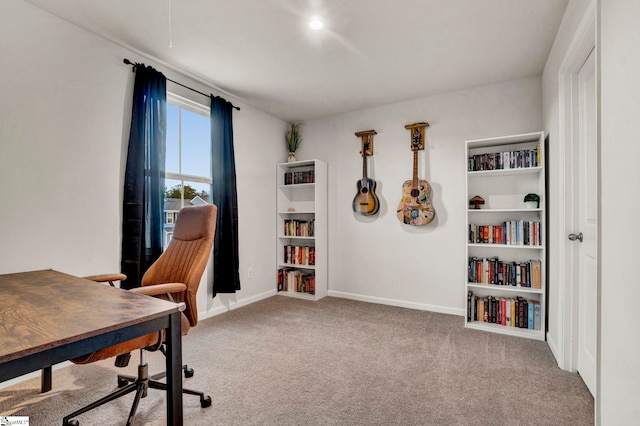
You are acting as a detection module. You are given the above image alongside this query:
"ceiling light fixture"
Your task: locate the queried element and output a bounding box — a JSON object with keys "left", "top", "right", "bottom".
{"left": 309, "top": 17, "right": 324, "bottom": 30}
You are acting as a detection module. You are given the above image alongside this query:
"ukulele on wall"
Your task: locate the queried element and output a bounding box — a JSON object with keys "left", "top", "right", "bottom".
{"left": 352, "top": 130, "right": 380, "bottom": 216}
{"left": 396, "top": 122, "right": 435, "bottom": 225}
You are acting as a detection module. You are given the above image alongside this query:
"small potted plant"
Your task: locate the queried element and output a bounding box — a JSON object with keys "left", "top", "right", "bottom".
{"left": 286, "top": 123, "right": 302, "bottom": 162}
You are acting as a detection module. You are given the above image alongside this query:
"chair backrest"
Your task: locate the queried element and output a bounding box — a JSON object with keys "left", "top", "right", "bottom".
{"left": 142, "top": 204, "right": 217, "bottom": 327}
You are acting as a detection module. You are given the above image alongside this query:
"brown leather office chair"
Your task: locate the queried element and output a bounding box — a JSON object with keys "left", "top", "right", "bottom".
{"left": 63, "top": 204, "right": 217, "bottom": 426}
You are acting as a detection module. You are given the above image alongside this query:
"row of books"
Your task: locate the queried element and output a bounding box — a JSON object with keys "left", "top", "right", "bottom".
{"left": 468, "top": 221, "right": 541, "bottom": 246}
{"left": 468, "top": 257, "right": 541, "bottom": 288}
{"left": 467, "top": 292, "right": 541, "bottom": 330}
{"left": 283, "top": 219, "right": 314, "bottom": 237}
{"left": 284, "top": 170, "right": 315, "bottom": 185}
{"left": 283, "top": 245, "right": 316, "bottom": 266}
{"left": 277, "top": 268, "right": 315, "bottom": 294}
{"left": 468, "top": 146, "right": 540, "bottom": 171}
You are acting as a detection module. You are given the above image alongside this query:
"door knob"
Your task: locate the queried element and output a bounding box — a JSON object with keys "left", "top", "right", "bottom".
{"left": 568, "top": 232, "right": 583, "bottom": 242}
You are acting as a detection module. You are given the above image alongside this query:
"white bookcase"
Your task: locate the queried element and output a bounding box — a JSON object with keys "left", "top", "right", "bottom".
{"left": 465, "top": 132, "right": 546, "bottom": 340}
{"left": 276, "top": 159, "right": 327, "bottom": 300}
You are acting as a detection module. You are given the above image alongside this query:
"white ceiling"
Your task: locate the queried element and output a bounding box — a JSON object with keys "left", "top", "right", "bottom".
{"left": 24, "top": 0, "right": 569, "bottom": 122}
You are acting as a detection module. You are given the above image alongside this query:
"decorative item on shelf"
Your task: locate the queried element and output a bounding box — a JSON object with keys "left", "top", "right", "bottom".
{"left": 524, "top": 193, "right": 540, "bottom": 209}
{"left": 352, "top": 130, "right": 380, "bottom": 216}
{"left": 396, "top": 122, "right": 435, "bottom": 225}
{"left": 287, "top": 207, "right": 295, "bottom": 212}
{"left": 286, "top": 122, "right": 303, "bottom": 162}
{"left": 469, "top": 195, "right": 485, "bottom": 210}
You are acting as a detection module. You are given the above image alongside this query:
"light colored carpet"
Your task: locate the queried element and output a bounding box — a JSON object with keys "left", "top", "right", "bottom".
{"left": 0, "top": 296, "right": 593, "bottom": 425}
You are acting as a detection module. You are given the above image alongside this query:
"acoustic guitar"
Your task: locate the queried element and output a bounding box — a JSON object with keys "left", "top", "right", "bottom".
{"left": 352, "top": 140, "right": 380, "bottom": 215}
{"left": 396, "top": 123, "right": 435, "bottom": 225}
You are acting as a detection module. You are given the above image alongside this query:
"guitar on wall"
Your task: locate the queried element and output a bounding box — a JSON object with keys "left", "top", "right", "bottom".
{"left": 396, "top": 122, "right": 435, "bottom": 225}
{"left": 352, "top": 130, "right": 380, "bottom": 216}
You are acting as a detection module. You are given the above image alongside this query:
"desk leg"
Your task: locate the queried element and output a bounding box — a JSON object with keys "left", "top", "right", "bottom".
{"left": 165, "top": 311, "right": 183, "bottom": 425}
{"left": 41, "top": 366, "right": 52, "bottom": 393}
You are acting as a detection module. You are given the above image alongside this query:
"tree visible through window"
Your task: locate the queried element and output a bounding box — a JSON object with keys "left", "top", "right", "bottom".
{"left": 164, "top": 93, "right": 211, "bottom": 248}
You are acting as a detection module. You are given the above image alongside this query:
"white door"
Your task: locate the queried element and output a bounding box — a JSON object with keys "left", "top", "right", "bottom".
{"left": 574, "top": 47, "right": 597, "bottom": 396}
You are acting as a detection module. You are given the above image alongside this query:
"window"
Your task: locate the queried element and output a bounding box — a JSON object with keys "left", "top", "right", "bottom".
{"left": 164, "top": 93, "right": 211, "bottom": 248}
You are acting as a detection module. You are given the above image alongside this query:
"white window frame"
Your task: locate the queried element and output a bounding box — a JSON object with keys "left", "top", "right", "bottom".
{"left": 166, "top": 92, "right": 212, "bottom": 209}
{"left": 164, "top": 93, "right": 212, "bottom": 250}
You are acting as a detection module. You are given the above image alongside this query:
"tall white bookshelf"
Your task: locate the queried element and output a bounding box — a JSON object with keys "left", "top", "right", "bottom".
{"left": 465, "top": 132, "right": 546, "bottom": 340}
{"left": 276, "top": 159, "right": 327, "bottom": 300}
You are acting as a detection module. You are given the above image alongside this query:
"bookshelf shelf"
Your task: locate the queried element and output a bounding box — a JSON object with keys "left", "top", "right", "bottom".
{"left": 467, "top": 166, "right": 542, "bottom": 178}
{"left": 466, "top": 321, "right": 542, "bottom": 339}
{"left": 465, "top": 132, "right": 546, "bottom": 340}
{"left": 278, "top": 183, "right": 316, "bottom": 191}
{"left": 278, "top": 211, "right": 315, "bottom": 214}
{"left": 278, "top": 263, "right": 316, "bottom": 270}
{"left": 468, "top": 208, "right": 543, "bottom": 214}
{"left": 276, "top": 159, "right": 327, "bottom": 299}
{"left": 276, "top": 291, "right": 318, "bottom": 302}
{"left": 467, "top": 283, "right": 544, "bottom": 295}
{"left": 278, "top": 235, "right": 316, "bottom": 240}
{"left": 467, "top": 243, "right": 544, "bottom": 249}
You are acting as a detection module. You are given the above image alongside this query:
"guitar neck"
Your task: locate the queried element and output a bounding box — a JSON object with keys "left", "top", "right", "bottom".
{"left": 412, "top": 150, "right": 418, "bottom": 187}
{"left": 362, "top": 154, "right": 368, "bottom": 182}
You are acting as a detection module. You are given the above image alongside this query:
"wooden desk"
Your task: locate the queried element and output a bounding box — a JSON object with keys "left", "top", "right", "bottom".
{"left": 0, "top": 270, "right": 183, "bottom": 425}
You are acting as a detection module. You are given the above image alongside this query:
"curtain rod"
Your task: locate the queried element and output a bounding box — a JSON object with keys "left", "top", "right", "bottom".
{"left": 123, "top": 58, "right": 240, "bottom": 111}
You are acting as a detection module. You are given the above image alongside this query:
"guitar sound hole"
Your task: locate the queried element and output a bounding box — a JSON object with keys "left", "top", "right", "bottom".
{"left": 361, "top": 187, "right": 369, "bottom": 194}
{"left": 410, "top": 189, "right": 420, "bottom": 198}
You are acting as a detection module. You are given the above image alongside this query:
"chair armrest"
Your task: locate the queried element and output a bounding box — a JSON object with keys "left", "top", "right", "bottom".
{"left": 131, "top": 283, "right": 188, "bottom": 312}
{"left": 83, "top": 273, "right": 127, "bottom": 286}
{"left": 130, "top": 283, "right": 187, "bottom": 297}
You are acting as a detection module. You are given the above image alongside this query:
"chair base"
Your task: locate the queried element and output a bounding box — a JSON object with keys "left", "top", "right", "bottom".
{"left": 118, "top": 366, "right": 212, "bottom": 406}
{"left": 63, "top": 361, "right": 211, "bottom": 426}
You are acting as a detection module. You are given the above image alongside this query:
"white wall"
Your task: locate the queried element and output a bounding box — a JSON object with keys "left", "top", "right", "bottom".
{"left": 0, "top": 0, "right": 285, "bottom": 317}
{"left": 600, "top": 0, "right": 640, "bottom": 423}
{"left": 296, "top": 77, "right": 542, "bottom": 314}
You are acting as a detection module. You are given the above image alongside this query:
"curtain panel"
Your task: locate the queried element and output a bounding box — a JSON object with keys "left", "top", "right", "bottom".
{"left": 210, "top": 95, "right": 241, "bottom": 296}
{"left": 121, "top": 64, "right": 167, "bottom": 289}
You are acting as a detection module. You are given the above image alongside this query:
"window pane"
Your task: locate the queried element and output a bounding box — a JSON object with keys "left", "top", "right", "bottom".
{"left": 164, "top": 178, "right": 183, "bottom": 210}
{"left": 166, "top": 104, "right": 180, "bottom": 174}
{"left": 181, "top": 109, "right": 211, "bottom": 177}
{"left": 164, "top": 97, "right": 212, "bottom": 251}
{"left": 163, "top": 178, "right": 182, "bottom": 249}
{"left": 182, "top": 181, "right": 211, "bottom": 206}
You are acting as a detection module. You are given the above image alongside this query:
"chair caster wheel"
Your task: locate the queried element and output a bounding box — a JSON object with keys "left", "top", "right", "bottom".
{"left": 118, "top": 377, "right": 129, "bottom": 388}
{"left": 200, "top": 395, "right": 212, "bottom": 408}
{"left": 184, "top": 367, "right": 194, "bottom": 378}
{"left": 63, "top": 419, "right": 79, "bottom": 426}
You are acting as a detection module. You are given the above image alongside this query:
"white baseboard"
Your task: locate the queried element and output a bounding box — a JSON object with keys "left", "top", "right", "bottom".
{"left": 198, "top": 289, "right": 277, "bottom": 321}
{"left": 546, "top": 332, "right": 565, "bottom": 370}
{"left": 328, "top": 290, "right": 465, "bottom": 316}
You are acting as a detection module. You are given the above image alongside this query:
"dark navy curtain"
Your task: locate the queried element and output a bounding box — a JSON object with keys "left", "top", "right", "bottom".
{"left": 121, "top": 64, "right": 167, "bottom": 289}
{"left": 210, "top": 95, "right": 240, "bottom": 296}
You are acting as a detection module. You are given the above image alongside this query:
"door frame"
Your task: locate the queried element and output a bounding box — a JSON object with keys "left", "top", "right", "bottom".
{"left": 556, "top": 0, "right": 598, "bottom": 401}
